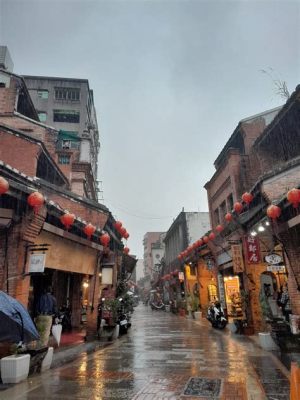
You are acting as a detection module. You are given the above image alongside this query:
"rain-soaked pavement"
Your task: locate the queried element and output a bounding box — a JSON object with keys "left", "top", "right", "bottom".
{"left": 0, "top": 305, "right": 290, "bottom": 400}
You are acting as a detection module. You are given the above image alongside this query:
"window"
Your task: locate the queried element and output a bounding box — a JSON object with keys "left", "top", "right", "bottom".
{"left": 227, "top": 194, "right": 234, "bottom": 212}
{"left": 53, "top": 110, "right": 80, "bottom": 123}
{"left": 214, "top": 208, "right": 220, "bottom": 225}
{"left": 58, "top": 154, "right": 70, "bottom": 165}
{"left": 38, "top": 112, "right": 47, "bottom": 122}
{"left": 55, "top": 87, "right": 80, "bottom": 101}
{"left": 220, "top": 201, "right": 227, "bottom": 223}
{"left": 37, "top": 90, "right": 48, "bottom": 99}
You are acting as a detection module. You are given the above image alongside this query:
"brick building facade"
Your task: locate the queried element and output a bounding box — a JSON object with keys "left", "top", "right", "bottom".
{"left": 0, "top": 67, "right": 130, "bottom": 341}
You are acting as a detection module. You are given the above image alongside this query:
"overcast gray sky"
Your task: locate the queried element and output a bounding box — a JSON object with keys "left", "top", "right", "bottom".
{"left": 1, "top": 0, "right": 299, "bottom": 258}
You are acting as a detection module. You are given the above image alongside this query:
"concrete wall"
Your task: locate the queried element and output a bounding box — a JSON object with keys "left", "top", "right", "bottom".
{"left": 186, "top": 212, "right": 210, "bottom": 243}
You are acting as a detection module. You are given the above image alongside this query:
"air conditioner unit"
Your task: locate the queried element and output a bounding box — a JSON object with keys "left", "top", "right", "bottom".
{"left": 62, "top": 140, "right": 71, "bottom": 149}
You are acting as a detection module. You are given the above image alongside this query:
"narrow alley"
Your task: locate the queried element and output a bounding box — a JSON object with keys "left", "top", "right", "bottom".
{"left": 0, "top": 306, "right": 290, "bottom": 400}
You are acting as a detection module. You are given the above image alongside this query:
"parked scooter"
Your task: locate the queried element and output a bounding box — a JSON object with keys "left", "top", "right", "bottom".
{"left": 207, "top": 301, "right": 227, "bottom": 329}
{"left": 117, "top": 298, "right": 131, "bottom": 334}
{"left": 150, "top": 300, "right": 165, "bottom": 311}
{"left": 58, "top": 305, "right": 72, "bottom": 332}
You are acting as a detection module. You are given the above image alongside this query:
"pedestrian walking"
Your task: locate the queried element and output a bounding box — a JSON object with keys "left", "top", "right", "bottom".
{"left": 279, "top": 284, "right": 291, "bottom": 321}
{"left": 35, "top": 286, "right": 57, "bottom": 347}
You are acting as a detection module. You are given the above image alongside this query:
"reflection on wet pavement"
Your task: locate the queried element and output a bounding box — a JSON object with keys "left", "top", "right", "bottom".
{"left": 0, "top": 305, "right": 290, "bottom": 399}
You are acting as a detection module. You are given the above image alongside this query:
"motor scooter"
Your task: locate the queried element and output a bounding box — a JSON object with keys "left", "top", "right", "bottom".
{"left": 207, "top": 301, "right": 227, "bottom": 329}
{"left": 117, "top": 298, "right": 131, "bottom": 334}
{"left": 150, "top": 300, "right": 165, "bottom": 310}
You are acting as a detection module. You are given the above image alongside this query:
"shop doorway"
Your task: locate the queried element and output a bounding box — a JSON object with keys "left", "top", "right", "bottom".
{"left": 29, "top": 269, "right": 83, "bottom": 329}
{"left": 224, "top": 275, "right": 243, "bottom": 317}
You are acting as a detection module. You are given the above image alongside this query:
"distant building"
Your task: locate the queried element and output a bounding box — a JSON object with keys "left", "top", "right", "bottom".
{"left": 23, "top": 75, "right": 100, "bottom": 200}
{"left": 143, "top": 232, "right": 165, "bottom": 279}
{"left": 135, "top": 259, "right": 144, "bottom": 282}
{"left": 0, "top": 46, "right": 14, "bottom": 72}
{"left": 164, "top": 211, "right": 210, "bottom": 273}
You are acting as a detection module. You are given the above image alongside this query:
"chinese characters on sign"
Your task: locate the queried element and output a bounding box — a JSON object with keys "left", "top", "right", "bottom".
{"left": 231, "top": 244, "right": 245, "bottom": 273}
{"left": 244, "top": 235, "right": 261, "bottom": 264}
{"left": 28, "top": 253, "right": 46, "bottom": 273}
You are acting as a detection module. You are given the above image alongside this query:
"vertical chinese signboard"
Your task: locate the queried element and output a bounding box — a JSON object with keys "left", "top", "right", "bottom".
{"left": 231, "top": 244, "right": 245, "bottom": 273}
{"left": 244, "top": 235, "right": 261, "bottom": 264}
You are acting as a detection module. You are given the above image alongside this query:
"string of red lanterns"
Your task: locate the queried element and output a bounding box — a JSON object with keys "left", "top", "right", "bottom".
{"left": 176, "top": 187, "right": 300, "bottom": 263}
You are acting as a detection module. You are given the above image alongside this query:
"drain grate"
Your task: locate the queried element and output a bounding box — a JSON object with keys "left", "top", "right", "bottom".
{"left": 183, "top": 377, "right": 222, "bottom": 397}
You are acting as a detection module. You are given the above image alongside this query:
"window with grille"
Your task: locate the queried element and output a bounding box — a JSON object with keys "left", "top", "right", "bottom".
{"left": 58, "top": 154, "right": 70, "bottom": 165}
{"left": 53, "top": 110, "right": 80, "bottom": 123}
{"left": 55, "top": 87, "right": 80, "bottom": 101}
{"left": 37, "top": 90, "right": 48, "bottom": 99}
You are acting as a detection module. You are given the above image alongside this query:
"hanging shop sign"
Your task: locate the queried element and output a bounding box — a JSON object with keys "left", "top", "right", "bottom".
{"left": 101, "top": 267, "right": 113, "bottom": 285}
{"left": 265, "top": 254, "right": 282, "bottom": 265}
{"left": 244, "top": 235, "right": 261, "bottom": 264}
{"left": 231, "top": 244, "right": 245, "bottom": 273}
{"left": 217, "top": 273, "right": 226, "bottom": 309}
{"left": 267, "top": 265, "right": 285, "bottom": 273}
{"left": 28, "top": 253, "right": 46, "bottom": 273}
{"left": 178, "top": 272, "right": 184, "bottom": 282}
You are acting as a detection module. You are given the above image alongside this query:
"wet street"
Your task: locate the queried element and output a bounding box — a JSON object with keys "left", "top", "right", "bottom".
{"left": 1, "top": 305, "right": 290, "bottom": 400}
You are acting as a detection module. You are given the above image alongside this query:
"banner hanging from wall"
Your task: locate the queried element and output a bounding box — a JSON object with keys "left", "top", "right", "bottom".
{"left": 244, "top": 235, "right": 261, "bottom": 264}
{"left": 231, "top": 244, "right": 245, "bottom": 273}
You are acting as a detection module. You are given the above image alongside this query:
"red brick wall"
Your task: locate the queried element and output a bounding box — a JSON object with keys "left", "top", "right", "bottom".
{"left": 0, "top": 79, "right": 17, "bottom": 114}
{"left": 0, "top": 129, "right": 39, "bottom": 176}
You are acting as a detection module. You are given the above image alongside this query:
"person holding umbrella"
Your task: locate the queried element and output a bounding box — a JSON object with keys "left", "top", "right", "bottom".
{"left": 35, "top": 286, "right": 57, "bottom": 347}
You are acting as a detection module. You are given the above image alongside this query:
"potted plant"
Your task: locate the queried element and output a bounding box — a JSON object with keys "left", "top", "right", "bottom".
{"left": 178, "top": 299, "right": 187, "bottom": 316}
{"left": 241, "top": 290, "right": 255, "bottom": 335}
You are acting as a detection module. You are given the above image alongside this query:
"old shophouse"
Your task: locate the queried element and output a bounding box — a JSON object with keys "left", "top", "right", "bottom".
{"left": 0, "top": 68, "right": 130, "bottom": 339}
{"left": 202, "top": 106, "right": 283, "bottom": 331}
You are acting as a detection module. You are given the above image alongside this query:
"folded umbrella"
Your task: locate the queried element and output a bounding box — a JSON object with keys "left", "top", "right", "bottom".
{"left": 0, "top": 291, "right": 40, "bottom": 343}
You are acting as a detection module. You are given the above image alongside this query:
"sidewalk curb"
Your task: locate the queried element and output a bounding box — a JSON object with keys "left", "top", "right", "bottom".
{"left": 51, "top": 340, "right": 113, "bottom": 369}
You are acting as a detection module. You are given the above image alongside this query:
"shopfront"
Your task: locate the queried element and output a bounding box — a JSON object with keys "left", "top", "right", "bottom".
{"left": 27, "top": 227, "right": 99, "bottom": 329}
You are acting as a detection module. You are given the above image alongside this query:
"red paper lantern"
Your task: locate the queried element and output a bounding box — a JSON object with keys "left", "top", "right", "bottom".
{"left": 27, "top": 191, "right": 44, "bottom": 214}
{"left": 83, "top": 223, "right": 96, "bottom": 239}
{"left": 187, "top": 245, "right": 193, "bottom": 253}
{"left": 267, "top": 205, "right": 281, "bottom": 220}
{"left": 287, "top": 188, "right": 300, "bottom": 208}
{"left": 208, "top": 232, "right": 215, "bottom": 241}
{"left": 119, "top": 227, "right": 126, "bottom": 237}
{"left": 216, "top": 224, "right": 224, "bottom": 233}
{"left": 203, "top": 236, "right": 209, "bottom": 244}
{"left": 234, "top": 202, "right": 243, "bottom": 214}
{"left": 60, "top": 213, "right": 75, "bottom": 230}
{"left": 0, "top": 177, "right": 9, "bottom": 195}
{"left": 192, "top": 242, "right": 198, "bottom": 249}
{"left": 123, "top": 246, "right": 130, "bottom": 255}
{"left": 242, "top": 192, "right": 254, "bottom": 204}
{"left": 198, "top": 238, "right": 203, "bottom": 247}
{"left": 114, "top": 221, "right": 123, "bottom": 230}
{"left": 124, "top": 231, "right": 130, "bottom": 239}
{"left": 225, "top": 213, "right": 233, "bottom": 222}
{"left": 100, "top": 233, "right": 110, "bottom": 247}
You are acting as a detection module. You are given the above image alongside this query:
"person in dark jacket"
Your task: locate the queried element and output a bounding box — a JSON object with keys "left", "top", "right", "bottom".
{"left": 35, "top": 287, "right": 57, "bottom": 347}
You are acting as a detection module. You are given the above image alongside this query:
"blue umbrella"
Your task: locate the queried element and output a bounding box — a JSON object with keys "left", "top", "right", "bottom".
{"left": 0, "top": 291, "right": 40, "bottom": 343}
